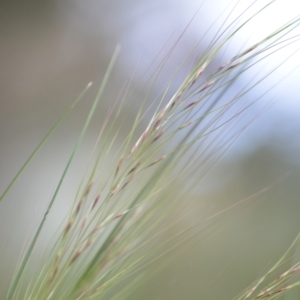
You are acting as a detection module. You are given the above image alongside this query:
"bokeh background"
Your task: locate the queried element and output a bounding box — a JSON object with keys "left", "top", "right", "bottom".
{"left": 1, "top": 1, "right": 300, "bottom": 299}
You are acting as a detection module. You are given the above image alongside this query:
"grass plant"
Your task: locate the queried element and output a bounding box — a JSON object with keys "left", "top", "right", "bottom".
{"left": 1, "top": 1, "right": 300, "bottom": 299}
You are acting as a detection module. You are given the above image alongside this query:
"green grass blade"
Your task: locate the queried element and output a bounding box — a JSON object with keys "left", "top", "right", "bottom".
{"left": 6, "top": 46, "right": 120, "bottom": 300}
{"left": 0, "top": 82, "right": 92, "bottom": 202}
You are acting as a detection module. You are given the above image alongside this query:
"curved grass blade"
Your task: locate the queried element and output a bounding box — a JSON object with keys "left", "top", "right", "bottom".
{"left": 6, "top": 46, "right": 120, "bottom": 300}
{"left": 0, "top": 82, "right": 93, "bottom": 202}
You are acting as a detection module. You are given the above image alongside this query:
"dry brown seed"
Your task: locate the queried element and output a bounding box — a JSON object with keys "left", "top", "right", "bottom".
{"left": 183, "top": 77, "right": 194, "bottom": 90}
{"left": 241, "top": 43, "right": 259, "bottom": 57}
{"left": 170, "top": 94, "right": 181, "bottom": 110}
{"left": 84, "top": 181, "right": 93, "bottom": 197}
{"left": 113, "top": 209, "right": 128, "bottom": 220}
{"left": 227, "top": 62, "right": 241, "bottom": 71}
{"left": 184, "top": 101, "right": 197, "bottom": 110}
{"left": 63, "top": 219, "right": 73, "bottom": 236}
{"left": 76, "top": 200, "right": 83, "bottom": 215}
{"left": 217, "top": 62, "right": 229, "bottom": 72}
{"left": 115, "top": 156, "right": 123, "bottom": 177}
{"left": 70, "top": 250, "right": 82, "bottom": 264}
{"left": 278, "top": 264, "right": 300, "bottom": 279}
{"left": 179, "top": 121, "right": 193, "bottom": 129}
{"left": 153, "top": 118, "right": 162, "bottom": 132}
{"left": 120, "top": 174, "right": 134, "bottom": 191}
{"left": 141, "top": 128, "right": 149, "bottom": 142}
{"left": 128, "top": 162, "right": 141, "bottom": 175}
{"left": 49, "top": 266, "right": 58, "bottom": 284}
{"left": 91, "top": 194, "right": 101, "bottom": 210}
{"left": 199, "top": 81, "right": 214, "bottom": 92}
{"left": 129, "top": 143, "right": 138, "bottom": 156}
{"left": 146, "top": 156, "right": 166, "bottom": 168}
{"left": 152, "top": 130, "right": 165, "bottom": 143}
{"left": 196, "top": 67, "right": 204, "bottom": 78}
{"left": 153, "top": 107, "right": 168, "bottom": 131}
{"left": 256, "top": 286, "right": 289, "bottom": 299}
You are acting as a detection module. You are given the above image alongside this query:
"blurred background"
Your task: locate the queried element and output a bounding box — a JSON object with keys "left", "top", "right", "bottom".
{"left": 0, "top": 0, "right": 300, "bottom": 299}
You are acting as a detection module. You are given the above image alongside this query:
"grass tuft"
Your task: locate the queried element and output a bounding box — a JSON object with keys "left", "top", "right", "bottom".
{"left": 2, "top": 2, "right": 300, "bottom": 300}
